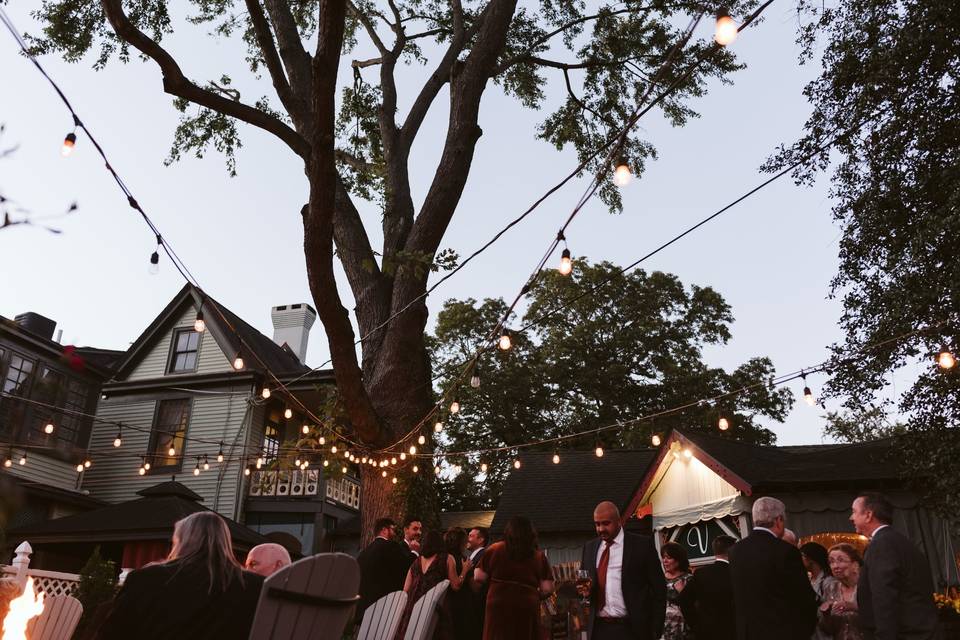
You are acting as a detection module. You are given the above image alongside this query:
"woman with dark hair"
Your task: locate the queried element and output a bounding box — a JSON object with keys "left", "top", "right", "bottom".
{"left": 474, "top": 516, "right": 554, "bottom": 640}
{"left": 97, "top": 511, "right": 264, "bottom": 639}
{"left": 444, "top": 527, "right": 472, "bottom": 639}
{"left": 818, "top": 544, "right": 864, "bottom": 640}
{"left": 394, "top": 529, "right": 472, "bottom": 640}
{"left": 802, "top": 542, "right": 836, "bottom": 640}
{"left": 661, "top": 541, "right": 693, "bottom": 640}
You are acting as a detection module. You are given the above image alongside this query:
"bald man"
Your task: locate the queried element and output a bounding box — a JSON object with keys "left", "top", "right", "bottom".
{"left": 244, "top": 543, "right": 292, "bottom": 577}
{"left": 580, "top": 501, "right": 666, "bottom": 640}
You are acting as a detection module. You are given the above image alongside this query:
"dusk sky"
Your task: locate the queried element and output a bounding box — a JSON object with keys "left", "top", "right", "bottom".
{"left": 0, "top": 3, "right": 897, "bottom": 445}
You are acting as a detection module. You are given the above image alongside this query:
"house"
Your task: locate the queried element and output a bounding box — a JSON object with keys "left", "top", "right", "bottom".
{"left": 0, "top": 312, "right": 121, "bottom": 532}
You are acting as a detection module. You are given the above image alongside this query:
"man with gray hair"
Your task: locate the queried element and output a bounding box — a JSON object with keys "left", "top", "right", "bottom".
{"left": 728, "top": 497, "right": 816, "bottom": 639}
{"left": 244, "top": 542, "right": 292, "bottom": 577}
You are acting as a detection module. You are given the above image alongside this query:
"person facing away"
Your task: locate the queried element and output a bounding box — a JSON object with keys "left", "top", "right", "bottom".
{"left": 578, "top": 501, "right": 666, "bottom": 640}
{"left": 819, "top": 543, "right": 865, "bottom": 640}
{"left": 728, "top": 496, "right": 817, "bottom": 640}
{"left": 97, "top": 511, "right": 264, "bottom": 640}
{"left": 445, "top": 527, "right": 473, "bottom": 640}
{"left": 677, "top": 535, "right": 737, "bottom": 640}
{"left": 244, "top": 542, "right": 292, "bottom": 577}
{"left": 661, "top": 541, "right": 694, "bottom": 640}
{"left": 474, "top": 515, "right": 555, "bottom": 640}
{"left": 394, "top": 529, "right": 472, "bottom": 640}
{"left": 357, "top": 517, "right": 414, "bottom": 616}
{"left": 850, "top": 492, "right": 939, "bottom": 640}
{"left": 465, "top": 527, "right": 490, "bottom": 640}
{"left": 783, "top": 528, "right": 800, "bottom": 547}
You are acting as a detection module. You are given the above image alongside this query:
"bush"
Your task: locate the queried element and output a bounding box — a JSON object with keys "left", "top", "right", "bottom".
{"left": 72, "top": 547, "right": 117, "bottom": 636}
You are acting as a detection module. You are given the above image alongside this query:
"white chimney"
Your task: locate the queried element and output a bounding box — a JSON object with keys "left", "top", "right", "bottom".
{"left": 270, "top": 304, "right": 317, "bottom": 363}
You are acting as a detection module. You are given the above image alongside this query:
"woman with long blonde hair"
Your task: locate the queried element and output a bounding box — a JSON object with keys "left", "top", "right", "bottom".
{"left": 98, "top": 511, "right": 265, "bottom": 639}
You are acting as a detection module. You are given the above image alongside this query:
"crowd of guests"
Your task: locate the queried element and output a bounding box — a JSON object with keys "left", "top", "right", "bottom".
{"left": 82, "top": 489, "right": 943, "bottom": 640}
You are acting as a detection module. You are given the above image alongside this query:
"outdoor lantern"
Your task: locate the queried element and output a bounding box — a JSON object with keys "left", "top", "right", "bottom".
{"left": 61, "top": 131, "right": 77, "bottom": 156}
{"left": 558, "top": 248, "right": 573, "bottom": 275}
{"left": 613, "top": 158, "right": 632, "bottom": 187}
{"left": 937, "top": 346, "right": 956, "bottom": 370}
{"left": 193, "top": 310, "right": 205, "bottom": 333}
{"left": 715, "top": 9, "right": 738, "bottom": 46}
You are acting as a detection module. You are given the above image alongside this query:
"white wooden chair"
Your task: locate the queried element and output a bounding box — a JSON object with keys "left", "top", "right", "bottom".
{"left": 356, "top": 590, "right": 408, "bottom": 640}
{"left": 27, "top": 594, "right": 83, "bottom": 640}
{"left": 402, "top": 579, "right": 450, "bottom": 640}
{"left": 248, "top": 552, "right": 361, "bottom": 640}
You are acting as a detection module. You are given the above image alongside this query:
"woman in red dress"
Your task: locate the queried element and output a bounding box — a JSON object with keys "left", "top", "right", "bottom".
{"left": 474, "top": 516, "right": 555, "bottom": 640}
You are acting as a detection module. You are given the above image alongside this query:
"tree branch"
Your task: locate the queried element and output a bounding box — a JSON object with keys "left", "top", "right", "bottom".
{"left": 352, "top": 56, "right": 383, "bottom": 68}
{"left": 242, "top": 0, "right": 301, "bottom": 119}
{"left": 263, "top": 0, "right": 314, "bottom": 109}
{"left": 101, "top": 0, "right": 309, "bottom": 159}
{"left": 562, "top": 67, "right": 618, "bottom": 129}
{"left": 335, "top": 148, "right": 382, "bottom": 174}
{"left": 347, "top": 0, "right": 388, "bottom": 55}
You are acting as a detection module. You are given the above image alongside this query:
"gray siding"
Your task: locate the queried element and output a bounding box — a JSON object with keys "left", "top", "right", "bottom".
{"left": 126, "top": 306, "right": 233, "bottom": 381}
{"left": 6, "top": 452, "right": 78, "bottom": 491}
{"left": 84, "top": 387, "right": 253, "bottom": 520}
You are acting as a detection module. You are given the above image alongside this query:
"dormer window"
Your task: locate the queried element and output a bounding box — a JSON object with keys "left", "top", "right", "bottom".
{"left": 168, "top": 329, "right": 200, "bottom": 373}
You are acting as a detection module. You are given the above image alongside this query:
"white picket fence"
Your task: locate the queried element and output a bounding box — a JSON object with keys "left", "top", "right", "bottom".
{"left": 0, "top": 542, "right": 81, "bottom": 597}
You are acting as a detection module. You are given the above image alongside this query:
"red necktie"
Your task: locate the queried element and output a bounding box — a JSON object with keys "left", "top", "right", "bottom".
{"left": 597, "top": 540, "right": 612, "bottom": 613}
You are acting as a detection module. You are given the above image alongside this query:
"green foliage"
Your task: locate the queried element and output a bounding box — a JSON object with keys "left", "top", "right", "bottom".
{"left": 72, "top": 546, "right": 117, "bottom": 636}
{"left": 765, "top": 0, "right": 960, "bottom": 525}
{"left": 429, "top": 260, "right": 792, "bottom": 509}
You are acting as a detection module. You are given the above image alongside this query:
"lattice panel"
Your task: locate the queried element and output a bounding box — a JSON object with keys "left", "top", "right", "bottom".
{"left": 31, "top": 576, "right": 78, "bottom": 597}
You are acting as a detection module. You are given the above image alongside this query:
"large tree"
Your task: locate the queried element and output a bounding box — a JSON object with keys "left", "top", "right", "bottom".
{"left": 766, "top": 0, "right": 960, "bottom": 522}
{"left": 30, "top": 0, "right": 755, "bottom": 533}
{"left": 431, "top": 260, "right": 792, "bottom": 510}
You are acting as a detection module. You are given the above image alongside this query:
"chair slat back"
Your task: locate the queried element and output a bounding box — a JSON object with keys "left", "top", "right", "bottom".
{"left": 248, "top": 552, "right": 361, "bottom": 640}
{"left": 356, "top": 590, "right": 408, "bottom": 640}
{"left": 402, "top": 580, "right": 450, "bottom": 640}
{"left": 28, "top": 594, "right": 83, "bottom": 640}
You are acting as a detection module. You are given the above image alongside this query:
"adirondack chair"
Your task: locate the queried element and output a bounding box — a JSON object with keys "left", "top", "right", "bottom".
{"left": 356, "top": 591, "right": 408, "bottom": 640}
{"left": 402, "top": 579, "right": 450, "bottom": 640}
{"left": 27, "top": 594, "right": 83, "bottom": 640}
{"left": 248, "top": 552, "right": 361, "bottom": 640}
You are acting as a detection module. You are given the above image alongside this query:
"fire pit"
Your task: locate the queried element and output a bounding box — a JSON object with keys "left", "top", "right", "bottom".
{"left": 1, "top": 577, "right": 44, "bottom": 640}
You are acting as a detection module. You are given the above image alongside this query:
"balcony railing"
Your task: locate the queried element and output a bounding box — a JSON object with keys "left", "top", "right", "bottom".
{"left": 325, "top": 475, "right": 361, "bottom": 510}
{"left": 248, "top": 469, "right": 320, "bottom": 497}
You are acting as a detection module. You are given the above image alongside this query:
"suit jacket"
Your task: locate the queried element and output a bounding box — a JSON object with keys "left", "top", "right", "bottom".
{"left": 357, "top": 537, "right": 412, "bottom": 614}
{"left": 580, "top": 532, "right": 666, "bottom": 640}
{"left": 466, "top": 547, "right": 487, "bottom": 640}
{"left": 97, "top": 560, "right": 264, "bottom": 640}
{"left": 728, "top": 529, "right": 817, "bottom": 640}
{"left": 677, "top": 560, "right": 736, "bottom": 640}
{"left": 858, "top": 526, "right": 940, "bottom": 640}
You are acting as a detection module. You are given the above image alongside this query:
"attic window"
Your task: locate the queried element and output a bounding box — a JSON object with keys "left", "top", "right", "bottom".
{"left": 168, "top": 329, "right": 200, "bottom": 374}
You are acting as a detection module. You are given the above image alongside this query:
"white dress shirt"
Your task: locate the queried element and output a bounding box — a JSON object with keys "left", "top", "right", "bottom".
{"left": 596, "top": 527, "right": 628, "bottom": 618}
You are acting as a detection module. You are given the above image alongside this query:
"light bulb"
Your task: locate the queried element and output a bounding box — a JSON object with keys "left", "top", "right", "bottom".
{"left": 552, "top": 452, "right": 560, "bottom": 464}
{"left": 193, "top": 466, "right": 200, "bottom": 476}
{"left": 434, "top": 466, "right": 441, "bottom": 475}
{"left": 113, "top": 434, "right": 122, "bottom": 448}
{"left": 595, "top": 446, "right": 604, "bottom": 458}
{"left": 683, "top": 448, "right": 692, "bottom": 459}
{"left": 217, "top": 451, "right": 224, "bottom": 464}
{"left": 303, "top": 460, "right": 309, "bottom": 468}
{"left": 61, "top": 132, "right": 77, "bottom": 156}
{"left": 480, "top": 462, "right": 488, "bottom": 473}
{"left": 412, "top": 465, "right": 419, "bottom": 473}
{"left": 343, "top": 449, "right": 350, "bottom": 458}
{"left": 302, "top": 424, "right": 310, "bottom": 435}
{"left": 651, "top": 434, "right": 662, "bottom": 447}
{"left": 75, "top": 464, "right": 84, "bottom": 473}
{"left": 613, "top": 160, "right": 632, "bottom": 187}
{"left": 558, "top": 248, "right": 573, "bottom": 275}
{"left": 937, "top": 347, "right": 956, "bottom": 370}
{"left": 390, "top": 457, "right": 397, "bottom": 465}
{"left": 284, "top": 408, "right": 293, "bottom": 419}
{"left": 261, "top": 387, "right": 271, "bottom": 399}
{"left": 319, "top": 436, "right": 326, "bottom": 445}
{"left": 139, "top": 467, "right": 146, "bottom": 476}
{"left": 714, "top": 10, "right": 738, "bottom": 46}
{"left": 400, "top": 453, "right": 407, "bottom": 461}
{"left": 323, "top": 460, "right": 329, "bottom": 467}
{"left": 434, "top": 421, "right": 443, "bottom": 433}
{"left": 244, "top": 466, "right": 251, "bottom": 476}
{"left": 84, "top": 459, "right": 91, "bottom": 468}
{"left": 498, "top": 330, "right": 512, "bottom": 351}
{"left": 3, "top": 458, "right": 12, "bottom": 468}
{"left": 392, "top": 477, "right": 398, "bottom": 485}
{"left": 256, "top": 458, "right": 263, "bottom": 469}
{"left": 295, "top": 457, "right": 302, "bottom": 467}
{"left": 382, "top": 470, "right": 388, "bottom": 478}
{"left": 232, "top": 353, "right": 244, "bottom": 370}
{"left": 470, "top": 374, "right": 481, "bottom": 388}
{"left": 149, "top": 251, "right": 160, "bottom": 275}
{"left": 450, "top": 400, "right": 460, "bottom": 414}
{"left": 203, "top": 459, "right": 210, "bottom": 471}
{"left": 168, "top": 443, "right": 177, "bottom": 457}
{"left": 44, "top": 423, "right": 55, "bottom": 435}
{"left": 409, "top": 445, "right": 417, "bottom": 455}
{"left": 144, "top": 461, "right": 151, "bottom": 470}
{"left": 331, "top": 445, "right": 337, "bottom": 454}
{"left": 513, "top": 459, "right": 521, "bottom": 469}
{"left": 18, "top": 454, "right": 26, "bottom": 466}
{"left": 418, "top": 435, "right": 426, "bottom": 445}
{"left": 718, "top": 417, "right": 730, "bottom": 431}
{"left": 803, "top": 386, "right": 815, "bottom": 406}
{"left": 193, "top": 311, "right": 205, "bottom": 333}
{"left": 361, "top": 457, "right": 368, "bottom": 464}
{"left": 342, "top": 466, "right": 347, "bottom": 473}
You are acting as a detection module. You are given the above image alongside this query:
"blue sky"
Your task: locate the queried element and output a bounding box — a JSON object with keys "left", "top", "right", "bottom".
{"left": 0, "top": 4, "right": 868, "bottom": 445}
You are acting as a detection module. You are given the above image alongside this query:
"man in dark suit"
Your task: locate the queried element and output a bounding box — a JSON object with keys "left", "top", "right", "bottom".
{"left": 465, "top": 527, "right": 489, "bottom": 640}
{"left": 729, "top": 496, "right": 817, "bottom": 640}
{"left": 401, "top": 515, "right": 422, "bottom": 561}
{"left": 677, "top": 535, "right": 737, "bottom": 640}
{"left": 580, "top": 501, "right": 666, "bottom": 640}
{"left": 356, "top": 517, "right": 412, "bottom": 616}
{"left": 851, "top": 492, "right": 939, "bottom": 640}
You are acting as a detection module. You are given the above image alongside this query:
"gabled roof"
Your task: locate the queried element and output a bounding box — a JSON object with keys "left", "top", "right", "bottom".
{"left": 8, "top": 480, "right": 269, "bottom": 550}
{"left": 113, "top": 284, "right": 310, "bottom": 379}
{"left": 491, "top": 450, "right": 657, "bottom": 535}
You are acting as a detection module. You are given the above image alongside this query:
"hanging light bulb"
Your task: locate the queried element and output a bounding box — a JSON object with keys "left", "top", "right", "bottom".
{"left": 302, "top": 460, "right": 310, "bottom": 468}
{"left": 651, "top": 434, "right": 662, "bottom": 447}
{"left": 400, "top": 453, "right": 407, "bottom": 461}
{"left": 613, "top": 157, "right": 632, "bottom": 187}
{"left": 318, "top": 436, "right": 326, "bottom": 445}
{"left": 470, "top": 372, "right": 481, "bottom": 388}
{"left": 148, "top": 250, "right": 160, "bottom": 275}
{"left": 84, "top": 459, "right": 92, "bottom": 468}
{"left": 418, "top": 434, "right": 426, "bottom": 445}
{"left": 391, "top": 477, "right": 398, "bottom": 485}
{"left": 434, "top": 421, "right": 443, "bottom": 433}
{"left": 802, "top": 374, "right": 816, "bottom": 406}
{"left": 450, "top": 399, "right": 460, "bottom": 414}
{"left": 75, "top": 463, "right": 84, "bottom": 473}
{"left": 144, "top": 461, "right": 151, "bottom": 470}
{"left": 168, "top": 441, "right": 177, "bottom": 457}
{"left": 193, "top": 462, "right": 201, "bottom": 476}
{"left": 718, "top": 416, "right": 730, "bottom": 431}
{"left": 44, "top": 423, "right": 55, "bottom": 435}
{"left": 714, "top": 9, "right": 738, "bottom": 46}
{"left": 342, "top": 466, "right": 348, "bottom": 473}
{"left": 412, "top": 465, "right": 419, "bottom": 473}
{"left": 284, "top": 408, "right": 293, "bottom": 419}
{"left": 61, "top": 131, "right": 77, "bottom": 156}
{"left": 295, "top": 456, "right": 302, "bottom": 467}
{"left": 595, "top": 444, "right": 604, "bottom": 458}
{"left": 113, "top": 427, "right": 123, "bottom": 448}
{"left": 390, "top": 457, "right": 397, "bottom": 465}
{"left": 342, "top": 448, "right": 350, "bottom": 458}
{"left": 381, "top": 470, "right": 388, "bottom": 478}
{"left": 683, "top": 448, "right": 693, "bottom": 459}
{"left": 558, "top": 248, "right": 573, "bottom": 276}
{"left": 193, "top": 310, "right": 206, "bottom": 333}
{"left": 323, "top": 460, "right": 329, "bottom": 467}
{"left": 18, "top": 452, "right": 27, "bottom": 466}
{"left": 301, "top": 424, "right": 310, "bottom": 435}
{"left": 256, "top": 457, "right": 264, "bottom": 469}
{"left": 232, "top": 352, "right": 244, "bottom": 370}
{"left": 434, "top": 465, "right": 441, "bottom": 475}
{"left": 3, "top": 455, "right": 12, "bottom": 468}
{"left": 217, "top": 442, "right": 224, "bottom": 463}
{"left": 139, "top": 466, "right": 146, "bottom": 476}
{"left": 513, "top": 459, "right": 521, "bottom": 469}
{"left": 203, "top": 455, "right": 210, "bottom": 471}
{"left": 361, "top": 456, "right": 368, "bottom": 464}
{"left": 244, "top": 466, "right": 251, "bottom": 476}
{"left": 409, "top": 445, "right": 417, "bottom": 455}
{"left": 261, "top": 387, "right": 271, "bottom": 399}
{"left": 480, "top": 462, "right": 488, "bottom": 473}
{"left": 498, "top": 329, "right": 513, "bottom": 351}
{"left": 552, "top": 451, "right": 560, "bottom": 464}
{"left": 937, "top": 346, "right": 956, "bottom": 370}
{"left": 331, "top": 445, "right": 338, "bottom": 454}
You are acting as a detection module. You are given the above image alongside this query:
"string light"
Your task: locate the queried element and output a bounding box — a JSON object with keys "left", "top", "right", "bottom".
{"left": 937, "top": 346, "right": 956, "bottom": 370}
{"left": 331, "top": 445, "right": 338, "bottom": 454}
{"left": 381, "top": 470, "right": 387, "bottom": 478}
{"left": 44, "top": 423, "right": 55, "bottom": 435}
{"left": 391, "top": 477, "right": 398, "bottom": 485}
{"left": 193, "top": 310, "right": 205, "bottom": 333}
{"left": 418, "top": 435, "right": 426, "bottom": 445}
{"left": 718, "top": 416, "right": 730, "bottom": 431}
{"left": 715, "top": 9, "right": 738, "bottom": 46}
{"left": 193, "top": 460, "right": 201, "bottom": 476}
{"left": 390, "top": 457, "right": 397, "bottom": 465}
{"left": 302, "top": 460, "right": 310, "bottom": 468}
{"left": 412, "top": 465, "right": 419, "bottom": 473}
{"left": 651, "top": 434, "right": 662, "bottom": 446}
{"left": 256, "top": 457, "right": 264, "bottom": 469}
{"left": 244, "top": 466, "right": 251, "bottom": 476}
{"left": 683, "top": 448, "right": 693, "bottom": 459}
{"left": 361, "top": 456, "right": 368, "bottom": 464}
{"left": 434, "top": 465, "right": 441, "bottom": 475}
{"left": 113, "top": 426, "right": 122, "bottom": 448}
{"left": 302, "top": 424, "right": 310, "bottom": 434}
{"left": 400, "top": 453, "right": 406, "bottom": 461}
{"left": 144, "top": 460, "right": 151, "bottom": 470}
{"left": 3, "top": 453, "right": 11, "bottom": 468}
{"left": 450, "top": 399, "right": 460, "bottom": 414}
{"left": 613, "top": 157, "right": 632, "bottom": 187}
{"left": 552, "top": 450, "right": 560, "bottom": 464}
{"left": 232, "top": 352, "right": 244, "bottom": 370}
{"left": 18, "top": 452, "right": 26, "bottom": 466}
{"left": 323, "top": 460, "right": 329, "bottom": 467}
{"left": 84, "top": 459, "right": 91, "bottom": 468}
{"left": 148, "top": 235, "right": 161, "bottom": 275}
{"left": 434, "top": 420, "right": 443, "bottom": 433}
{"left": 409, "top": 445, "right": 417, "bottom": 455}
{"left": 202, "top": 454, "right": 210, "bottom": 471}
{"left": 284, "top": 408, "right": 293, "bottom": 419}
{"left": 801, "top": 373, "right": 815, "bottom": 406}
{"left": 138, "top": 466, "right": 146, "bottom": 476}
{"left": 342, "top": 466, "right": 348, "bottom": 473}
{"left": 470, "top": 372, "right": 481, "bottom": 388}
{"left": 595, "top": 443, "right": 604, "bottom": 458}
{"left": 318, "top": 436, "right": 326, "bottom": 445}
{"left": 75, "top": 463, "right": 84, "bottom": 473}
{"left": 217, "top": 442, "right": 224, "bottom": 463}
{"left": 558, "top": 248, "right": 573, "bottom": 276}
{"left": 498, "top": 329, "right": 513, "bottom": 351}
{"left": 295, "top": 456, "right": 302, "bottom": 467}
{"left": 61, "top": 131, "right": 77, "bottom": 156}
{"left": 168, "top": 441, "right": 177, "bottom": 457}
{"left": 261, "top": 387, "right": 271, "bottom": 399}
{"left": 513, "top": 459, "right": 521, "bottom": 469}
{"left": 480, "top": 462, "right": 488, "bottom": 473}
